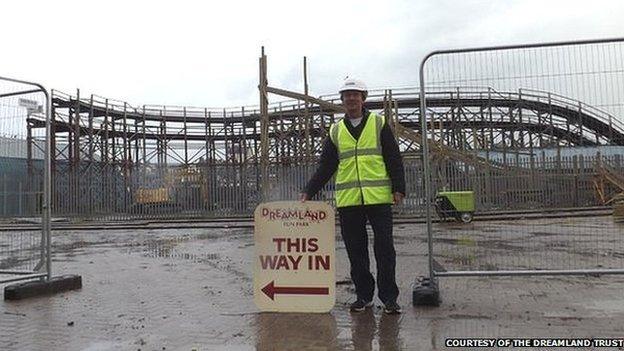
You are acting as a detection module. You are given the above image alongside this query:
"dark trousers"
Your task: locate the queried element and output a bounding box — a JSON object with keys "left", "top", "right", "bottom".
{"left": 338, "top": 204, "right": 399, "bottom": 304}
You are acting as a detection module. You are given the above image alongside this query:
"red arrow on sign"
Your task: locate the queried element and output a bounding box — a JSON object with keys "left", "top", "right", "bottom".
{"left": 261, "top": 280, "right": 329, "bottom": 300}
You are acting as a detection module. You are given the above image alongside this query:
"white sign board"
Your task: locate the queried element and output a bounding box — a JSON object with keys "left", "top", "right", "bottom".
{"left": 18, "top": 98, "right": 39, "bottom": 110}
{"left": 253, "top": 201, "right": 335, "bottom": 313}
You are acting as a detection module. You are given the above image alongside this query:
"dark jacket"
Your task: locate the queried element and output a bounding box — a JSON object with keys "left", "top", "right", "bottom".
{"left": 304, "top": 109, "right": 406, "bottom": 201}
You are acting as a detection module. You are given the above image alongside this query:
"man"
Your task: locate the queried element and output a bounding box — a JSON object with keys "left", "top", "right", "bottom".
{"left": 300, "top": 77, "right": 405, "bottom": 314}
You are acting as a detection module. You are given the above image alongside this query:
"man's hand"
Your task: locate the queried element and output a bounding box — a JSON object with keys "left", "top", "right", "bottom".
{"left": 299, "top": 193, "right": 308, "bottom": 203}
{"left": 393, "top": 192, "right": 404, "bottom": 205}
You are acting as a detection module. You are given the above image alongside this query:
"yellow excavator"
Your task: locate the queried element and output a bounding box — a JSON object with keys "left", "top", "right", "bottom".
{"left": 133, "top": 166, "right": 205, "bottom": 212}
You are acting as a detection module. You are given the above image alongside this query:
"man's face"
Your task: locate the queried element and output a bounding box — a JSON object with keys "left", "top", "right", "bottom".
{"left": 341, "top": 90, "right": 365, "bottom": 114}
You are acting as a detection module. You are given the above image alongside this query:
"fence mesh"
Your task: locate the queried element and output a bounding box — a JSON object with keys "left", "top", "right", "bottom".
{"left": 0, "top": 77, "right": 48, "bottom": 283}
{"left": 420, "top": 39, "right": 624, "bottom": 275}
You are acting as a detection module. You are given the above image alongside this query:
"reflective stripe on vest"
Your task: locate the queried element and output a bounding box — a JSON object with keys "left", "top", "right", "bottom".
{"left": 329, "top": 112, "right": 393, "bottom": 207}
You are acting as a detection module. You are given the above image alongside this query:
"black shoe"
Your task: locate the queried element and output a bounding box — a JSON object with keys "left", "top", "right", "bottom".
{"left": 383, "top": 301, "right": 402, "bottom": 314}
{"left": 350, "top": 299, "right": 373, "bottom": 312}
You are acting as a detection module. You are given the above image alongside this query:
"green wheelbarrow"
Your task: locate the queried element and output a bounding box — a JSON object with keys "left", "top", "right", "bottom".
{"left": 434, "top": 191, "right": 475, "bottom": 223}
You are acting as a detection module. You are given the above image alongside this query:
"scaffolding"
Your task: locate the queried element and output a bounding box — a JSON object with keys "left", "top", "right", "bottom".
{"left": 10, "top": 48, "right": 622, "bottom": 219}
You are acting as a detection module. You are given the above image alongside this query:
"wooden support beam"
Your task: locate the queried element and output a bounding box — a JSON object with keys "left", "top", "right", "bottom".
{"left": 303, "top": 57, "right": 311, "bottom": 161}
{"left": 266, "top": 86, "right": 345, "bottom": 114}
{"left": 259, "top": 47, "right": 270, "bottom": 198}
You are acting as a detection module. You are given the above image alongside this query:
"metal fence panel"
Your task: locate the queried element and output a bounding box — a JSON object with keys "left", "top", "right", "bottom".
{"left": 0, "top": 76, "right": 50, "bottom": 283}
{"left": 419, "top": 38, "right": 624, "bottom": 278}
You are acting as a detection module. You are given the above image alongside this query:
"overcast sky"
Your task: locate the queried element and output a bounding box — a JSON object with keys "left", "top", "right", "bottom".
{"left": 2, "top": 0, "right": 624, "bottom": 108}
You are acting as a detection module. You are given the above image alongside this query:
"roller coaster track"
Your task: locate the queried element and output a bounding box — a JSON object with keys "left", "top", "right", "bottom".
{"left": 40, "top": 87, "right": 624, "bottom": 147}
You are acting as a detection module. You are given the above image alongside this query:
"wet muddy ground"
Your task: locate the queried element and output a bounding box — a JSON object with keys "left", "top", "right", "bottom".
{"left": 1, "top": 215, "right": 624, "bottom": 350}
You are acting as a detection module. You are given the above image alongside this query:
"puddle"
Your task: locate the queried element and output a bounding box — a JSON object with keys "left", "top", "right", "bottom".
{"left": 140, "top": 237, "right": 221, "bottom": 263}
{"left": 531, "top": 231, "right": 558, "bottom": 236}
{"left": 582, "top": 299, "right": 624, "bottom": 314}
{"left": 81, "top": 341, "right": 123, "bottom": 351}
{"left": 447, "top": 313, "right": 492, "bottom": 320}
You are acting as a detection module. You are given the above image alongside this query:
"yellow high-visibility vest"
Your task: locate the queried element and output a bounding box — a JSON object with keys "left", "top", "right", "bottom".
{"left": 330, "top": 112, "right": 392, "bottom": 207}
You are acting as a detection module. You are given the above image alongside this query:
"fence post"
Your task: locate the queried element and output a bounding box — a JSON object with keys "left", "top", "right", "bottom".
{"left": 18, "top": 181, "right": 22, "bottom": 216}
{"left": 3, "top": 173, "right": 6, "bottom": 216}
{"left": 573, "top": 155, "right": 579, "bottom": 207}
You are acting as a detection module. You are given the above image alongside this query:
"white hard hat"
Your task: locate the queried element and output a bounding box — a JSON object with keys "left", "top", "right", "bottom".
{"left": 339, "top": 77, "right": 368, "bottom": 95}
